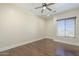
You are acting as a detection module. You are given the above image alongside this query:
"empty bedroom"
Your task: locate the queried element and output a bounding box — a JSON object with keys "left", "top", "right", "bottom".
{"left": 0, "top": 3, "right": 79, "bottom": 56}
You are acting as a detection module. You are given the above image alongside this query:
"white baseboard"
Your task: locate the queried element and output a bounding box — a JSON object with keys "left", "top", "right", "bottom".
{"left": 0, "top": 37, "right": 45, "bottom": 52}
{"left": 0, "top": 36, "right": 79, "bottom": 52}
{"left": 46, "top": 36, "right": 79, "bottom": 46}
{"left": 54, "top": 39, "right": 79, "bottom": 46}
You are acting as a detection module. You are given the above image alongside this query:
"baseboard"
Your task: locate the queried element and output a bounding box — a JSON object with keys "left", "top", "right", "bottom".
{"left": 0, "top": 37, "right": 45, "bottom": 52}
{"left": 54, "top": 39, "right": 79, "bottom": 46}
{"left": 46, "top": 36, "right": 79, "bottom": 46}
{"left": 0, "top": 36, "right": 79, "bottom": 52}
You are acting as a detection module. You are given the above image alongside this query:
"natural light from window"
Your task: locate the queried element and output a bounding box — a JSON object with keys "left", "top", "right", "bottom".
{"left": 57, "top": 17, "right": 76, "bottom": 37}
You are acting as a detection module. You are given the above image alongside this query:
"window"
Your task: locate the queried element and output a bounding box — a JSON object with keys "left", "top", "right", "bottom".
{"left": 57, "top": 17, "right": 76, "bottom": 37}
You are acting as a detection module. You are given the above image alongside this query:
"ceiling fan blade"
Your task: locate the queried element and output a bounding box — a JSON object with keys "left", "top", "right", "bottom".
{"left": 35, "top": 6, "right": 43, "bottom": 9}
{"left": 41, "top": 8, "right": 44, "bottom": 13}
{"left": 46, "top": 7, "right": 52, "bottom": 11}
{"left": 47, "top": 3, "right": 55, "bottom": 6}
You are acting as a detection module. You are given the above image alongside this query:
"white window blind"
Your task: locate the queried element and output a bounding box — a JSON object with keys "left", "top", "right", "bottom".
{"left": 57, "top": 20, "right": 65, "bottom": 36}
{"left": 57, "top": 17, "right": 76, "bottom": 37}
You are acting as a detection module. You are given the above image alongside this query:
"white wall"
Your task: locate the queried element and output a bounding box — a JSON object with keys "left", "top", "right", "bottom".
{"left": 46, "top": 8, "right": 79, "bottom": 46}
{"left": 0, "top": 4, "right": 45, "bottom": 50}
{"left": 0, "top": 3, "right": 79, "bottom": 51}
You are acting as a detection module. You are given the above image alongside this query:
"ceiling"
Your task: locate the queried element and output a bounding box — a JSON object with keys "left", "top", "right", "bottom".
{"left": 15, "top": 3, "right": 79, "bottom": 19}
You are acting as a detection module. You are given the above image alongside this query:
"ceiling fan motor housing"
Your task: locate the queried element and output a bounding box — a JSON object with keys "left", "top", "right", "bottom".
{"left": 42, "top": 3, "right": 47, "bottom": 7}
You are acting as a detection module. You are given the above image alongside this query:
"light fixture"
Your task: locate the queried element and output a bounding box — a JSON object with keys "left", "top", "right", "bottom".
{"left": 43, "top": 7, "right": 46, "bottom": 9}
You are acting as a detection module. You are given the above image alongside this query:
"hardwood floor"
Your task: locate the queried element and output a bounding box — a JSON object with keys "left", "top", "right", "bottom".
{"left": 0, "top": 38, "right": 79, "bottom": 56}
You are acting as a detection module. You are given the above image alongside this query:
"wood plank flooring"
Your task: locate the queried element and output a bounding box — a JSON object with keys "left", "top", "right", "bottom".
{"left": 0, "top": 38, "right": 79, "bottom": 56}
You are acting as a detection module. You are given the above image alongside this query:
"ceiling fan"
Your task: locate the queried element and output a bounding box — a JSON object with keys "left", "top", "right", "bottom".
{"left": 35, "top": 3, "right": 55, "bottom": 13}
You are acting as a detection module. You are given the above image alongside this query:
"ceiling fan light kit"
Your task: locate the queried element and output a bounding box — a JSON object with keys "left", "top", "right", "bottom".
{"left": 43, "top": 7, "right": 46, "bottom": 9}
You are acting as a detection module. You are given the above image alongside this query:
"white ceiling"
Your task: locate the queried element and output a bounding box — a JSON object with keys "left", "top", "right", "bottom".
{"left": 15, "top": 3, "right": 79, "bottom": 19}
